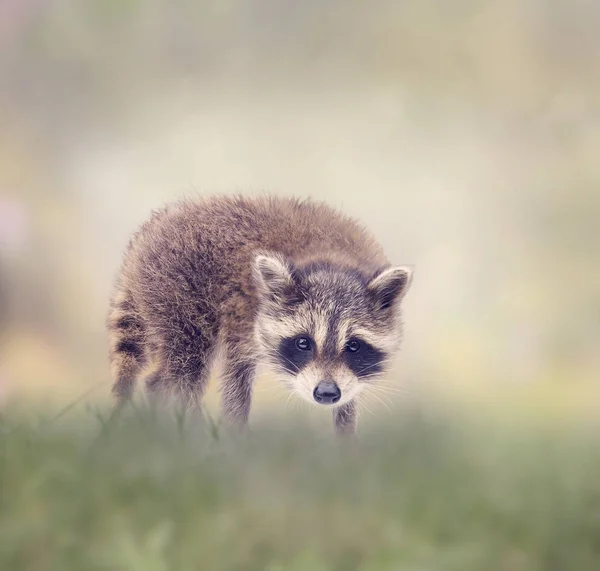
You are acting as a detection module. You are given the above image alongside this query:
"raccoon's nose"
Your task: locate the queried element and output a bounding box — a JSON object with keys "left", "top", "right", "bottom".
{"left": 313, "top": 381, "right": 341, "bottom": 405}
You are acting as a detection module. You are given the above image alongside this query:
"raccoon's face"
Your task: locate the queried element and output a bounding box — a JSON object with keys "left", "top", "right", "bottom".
{"left": 252, "top": 252, "right": 413, "bottom": 407}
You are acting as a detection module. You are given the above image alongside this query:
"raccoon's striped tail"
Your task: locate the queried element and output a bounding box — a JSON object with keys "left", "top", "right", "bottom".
{"left": 107, "top": 292, "right": 147, "bottom": 403}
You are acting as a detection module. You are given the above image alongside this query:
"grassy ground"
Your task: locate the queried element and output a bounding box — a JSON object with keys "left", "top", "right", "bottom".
{"left": 0, "top": 398, "right": 599, "bottom": 571}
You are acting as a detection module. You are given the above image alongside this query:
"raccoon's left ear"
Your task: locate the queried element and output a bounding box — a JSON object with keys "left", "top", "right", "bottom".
{"left": 253, "top": 252, "right": 297, "bottom": 301}
{"left": 367, "top": 266, "right": 413, "bottom": 311}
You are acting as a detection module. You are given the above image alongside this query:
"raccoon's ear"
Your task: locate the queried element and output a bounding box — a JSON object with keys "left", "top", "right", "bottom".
{"left": 367, "top": 266, "right": 413, "bottom": 311}
{"left": 253, "top": 252, "right": 297, "bottom": 300}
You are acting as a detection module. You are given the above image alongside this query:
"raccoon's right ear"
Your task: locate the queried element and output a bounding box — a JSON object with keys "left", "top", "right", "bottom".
{"left": 367, "top": 265, "right": 413, "bottom": 311}
{"left": 253, "top": 252, "right": 297, "bottom": 301}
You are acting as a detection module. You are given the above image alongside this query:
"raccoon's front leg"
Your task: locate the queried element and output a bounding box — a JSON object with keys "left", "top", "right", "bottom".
{"left": 333, "top": 401, "right": 357, "bottom": 436}
{"left": 220, "top": 340, "right": 256, "bottom": 428}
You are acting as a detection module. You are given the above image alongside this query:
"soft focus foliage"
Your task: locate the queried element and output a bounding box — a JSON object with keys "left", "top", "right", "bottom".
{"left": 1, "top": 402, "right": 599, "bottom": 570}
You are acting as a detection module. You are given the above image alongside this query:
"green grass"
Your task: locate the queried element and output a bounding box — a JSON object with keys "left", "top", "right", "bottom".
{"left": 0, "top": 400, "right": 599, "bottom": 571}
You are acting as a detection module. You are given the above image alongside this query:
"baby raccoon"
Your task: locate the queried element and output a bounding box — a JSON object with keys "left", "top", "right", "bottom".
{"left": 107, "top": 195, "right": 413, "bottom": 435}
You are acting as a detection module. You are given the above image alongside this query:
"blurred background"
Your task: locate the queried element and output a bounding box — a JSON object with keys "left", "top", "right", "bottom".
{"left": 1, "top": 0, "right": 599, "bottom": 420}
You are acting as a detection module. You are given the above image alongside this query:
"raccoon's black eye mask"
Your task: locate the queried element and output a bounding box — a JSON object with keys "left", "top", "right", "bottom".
{"left": 277, "top": 333, "right": 385, "bottom": 378}
{"left": 343, "top": 338, "right": 386, "bottom": 378}
{"left": 278, "top": 335, "right": 315, "bottom": 373}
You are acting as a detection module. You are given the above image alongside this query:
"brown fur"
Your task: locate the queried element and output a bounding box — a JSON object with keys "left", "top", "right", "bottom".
{"left": 107, "top": 194, "right": 412, "bottom": 433}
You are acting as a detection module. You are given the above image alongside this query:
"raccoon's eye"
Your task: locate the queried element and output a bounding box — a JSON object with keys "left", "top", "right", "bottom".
{"left": 295, "top": 336, "right": 312, "bottom": 351}
{"left": 346, "top": 339, "right": 362, "bottom": 353}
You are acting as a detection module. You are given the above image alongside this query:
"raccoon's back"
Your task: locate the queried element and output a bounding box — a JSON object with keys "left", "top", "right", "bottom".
{"left": 117, "top": 195, "right": 389, "bottom": 318}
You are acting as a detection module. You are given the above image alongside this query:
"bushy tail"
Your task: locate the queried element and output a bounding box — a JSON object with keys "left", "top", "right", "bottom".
{"left": 107, "top": 291, "right": 147, "bottom": 402}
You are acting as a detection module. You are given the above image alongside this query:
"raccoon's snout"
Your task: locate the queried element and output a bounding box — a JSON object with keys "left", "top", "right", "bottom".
{"left": 313, "top": 381, "right": 341, "bottom": 405}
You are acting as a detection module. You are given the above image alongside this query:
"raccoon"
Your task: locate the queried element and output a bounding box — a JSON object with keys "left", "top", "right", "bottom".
{"left": 107, "top": 194, "right": 413, "bottom": 435}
